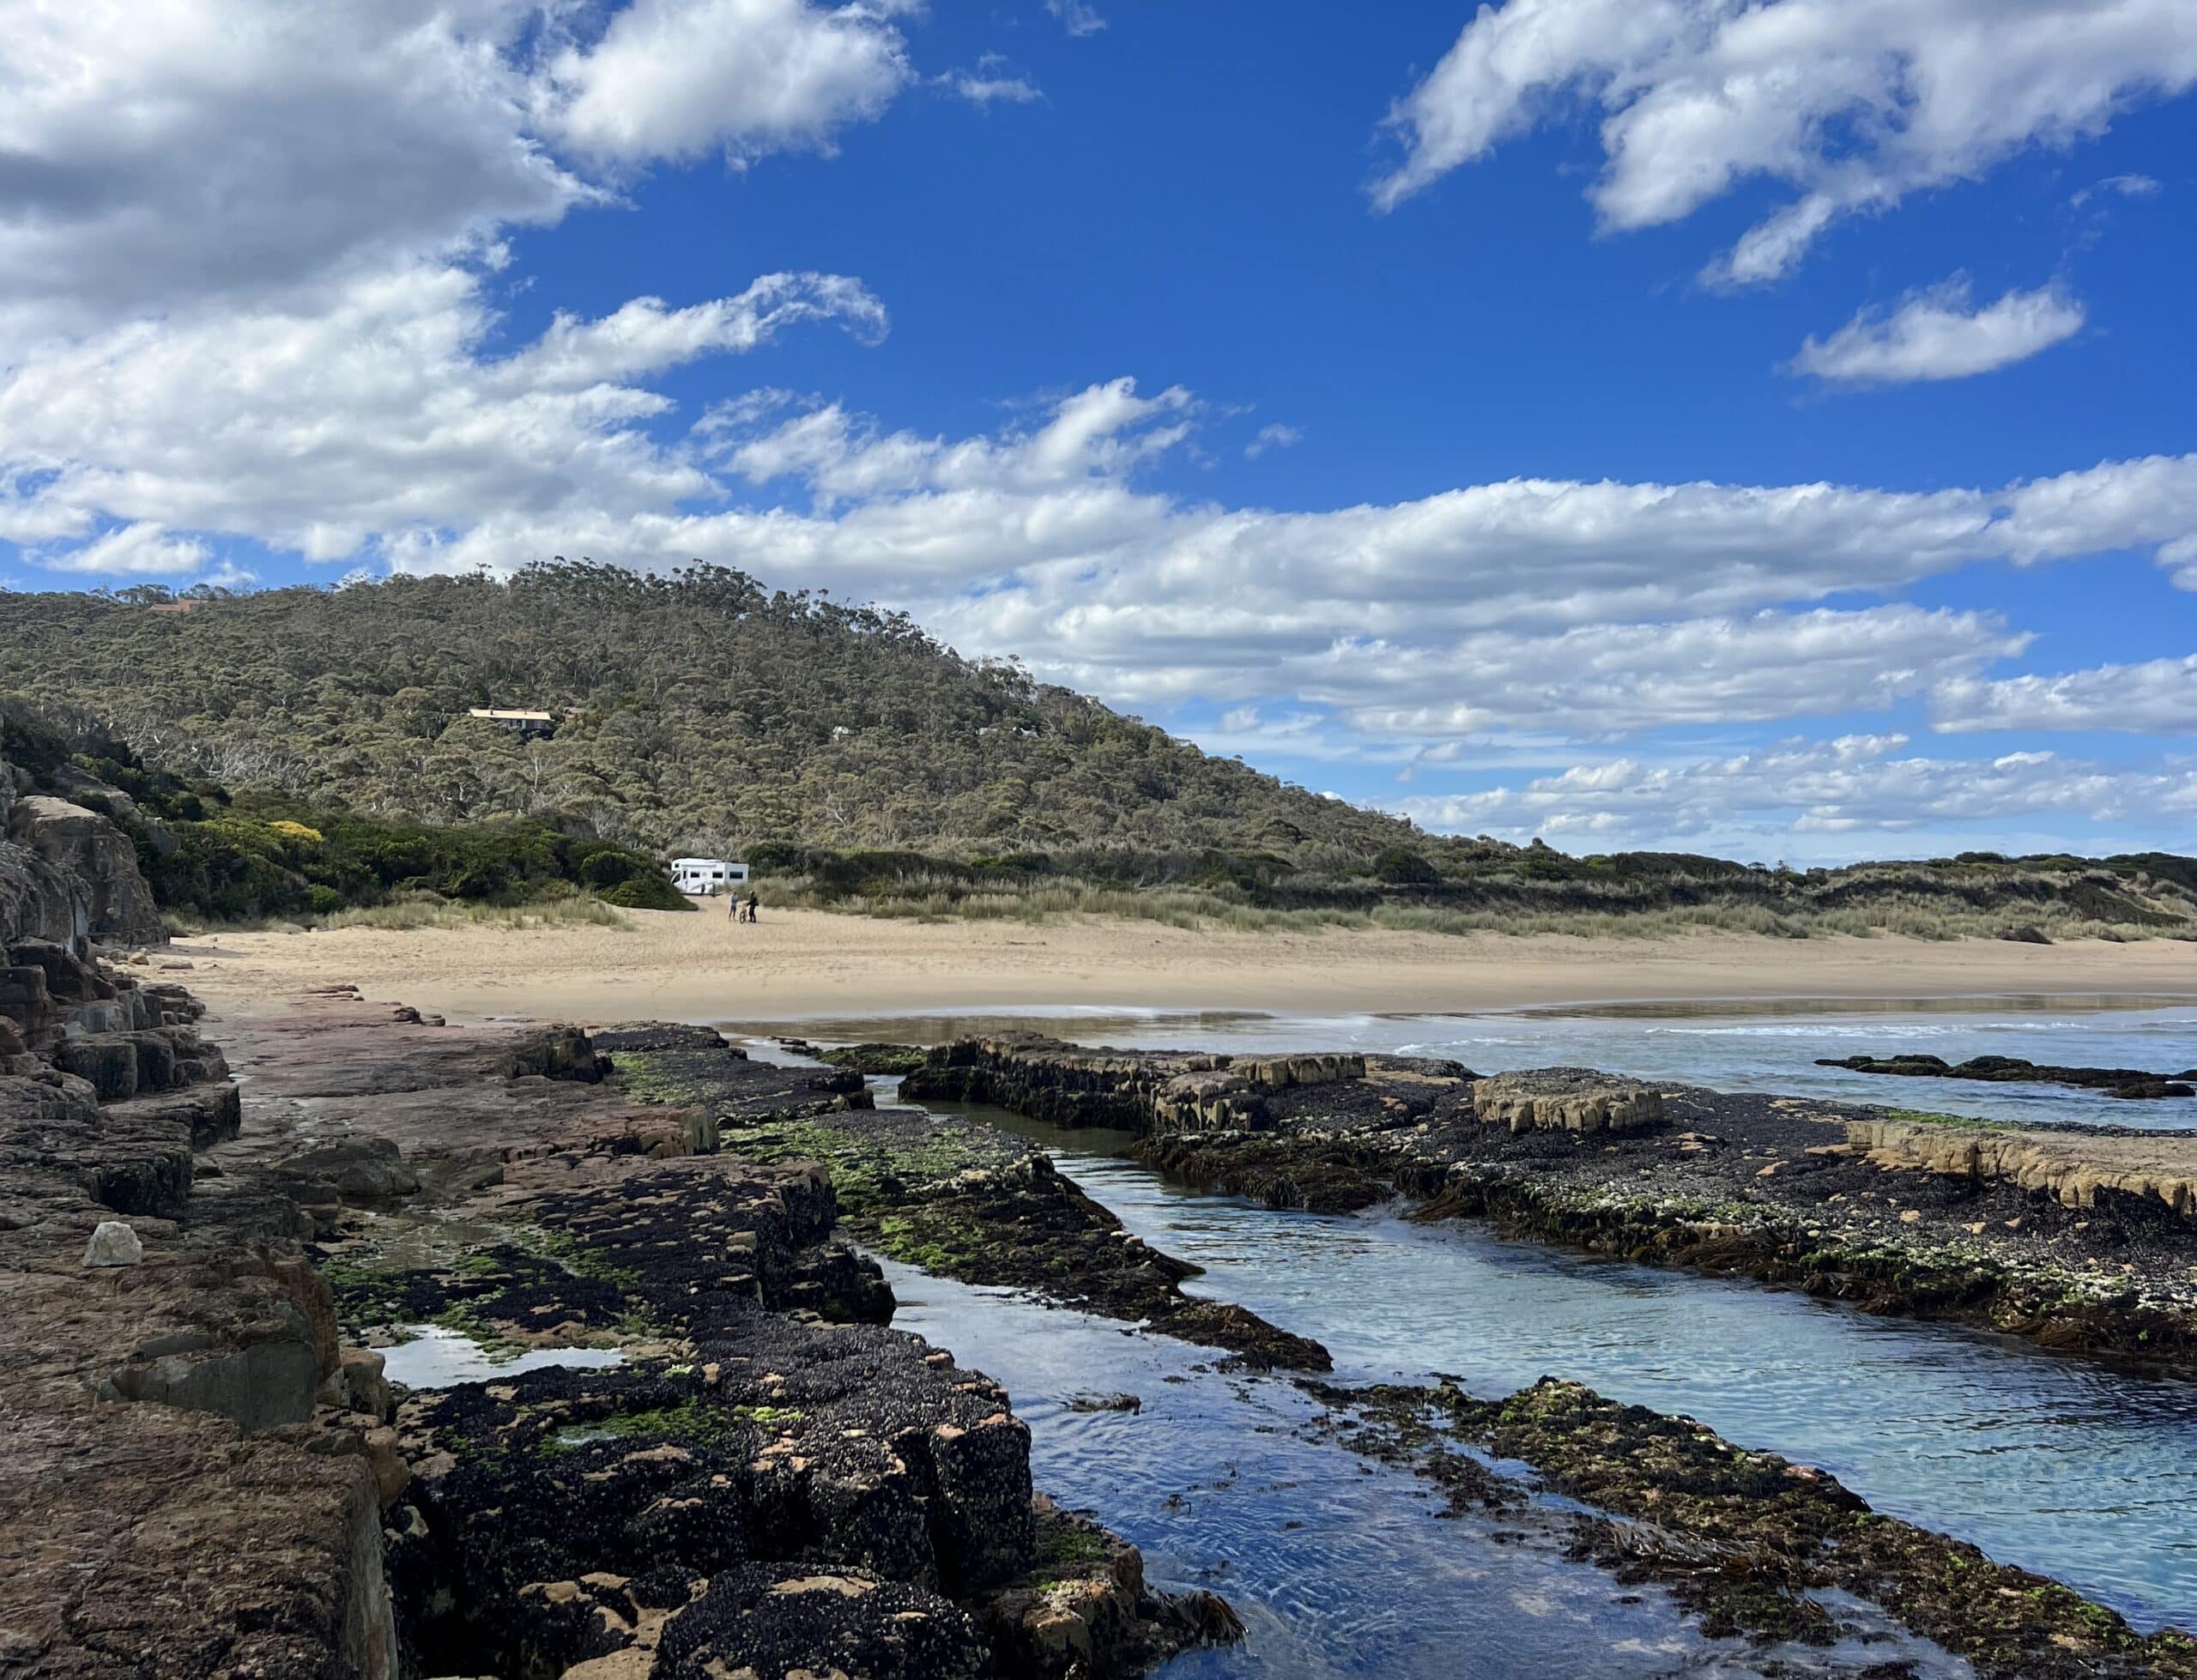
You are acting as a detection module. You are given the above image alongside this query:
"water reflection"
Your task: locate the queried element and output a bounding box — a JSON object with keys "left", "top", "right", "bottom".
{"left": 922, "top": 1098, "right": 2197, "bottom": 1632}
{"left": 884, "top": 1261, "right": 1973, "bottom": 1678}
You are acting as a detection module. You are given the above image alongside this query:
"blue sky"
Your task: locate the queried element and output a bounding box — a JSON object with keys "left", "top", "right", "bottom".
{"left": 3, "top": 1, "right": 2194, "bottom": 862}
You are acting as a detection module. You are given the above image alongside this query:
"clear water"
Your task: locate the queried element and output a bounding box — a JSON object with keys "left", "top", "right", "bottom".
{"left": 378, "top": 1324, "right": 626, "bottom": 1389}
{"left": 883, "top": 1260, "right": 1974, "bottom": 1679}
{"left": 905, "top": 1097, "right": 2197, "bottom": 1635}
{"left": 769, "top": 996, "right": 2197, "bottom": 1129}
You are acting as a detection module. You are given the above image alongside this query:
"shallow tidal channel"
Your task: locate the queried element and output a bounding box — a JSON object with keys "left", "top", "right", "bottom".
{"left": 848, "top": 1043, "right": 2197, "bottom": 1655}
{"left": 881, "top": 1256, "right": 1963, "bottom": 1679}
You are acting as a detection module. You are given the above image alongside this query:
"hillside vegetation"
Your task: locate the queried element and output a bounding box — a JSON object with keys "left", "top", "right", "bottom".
{"left": 3, "top": 565, "right": 2194, "bottom": 940}
{"left": 2, "top": 698, "right": 687, "bottom": 926}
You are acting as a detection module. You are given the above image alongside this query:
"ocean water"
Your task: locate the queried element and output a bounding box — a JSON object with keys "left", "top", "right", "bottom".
{"left": 767, "top": 994, "right": 2197, "bottom": 1129}
{"left": 883, "top": 1259, "right": 1976, "bottom": 1679}
{"left": 956, "top": 1117, "right": 2197, "bottom": 1634}
{"left": 732, "top": 1000, "right": 2197, "bottom": 1663}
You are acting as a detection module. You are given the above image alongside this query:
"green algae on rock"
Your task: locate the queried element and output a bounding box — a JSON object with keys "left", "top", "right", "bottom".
{"left": 603, "top": 1030, "right": 1332, "bottom": 1371}
{"left": 1304, "top": 1375, "right": 2197, "bottom": 1678}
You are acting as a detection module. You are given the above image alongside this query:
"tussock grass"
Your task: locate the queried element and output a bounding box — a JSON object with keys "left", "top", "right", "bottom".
{"left": 169, "top": 890, "right": 628, "bottom": 935}
{"left": 754, "top": 874, "right": 2180, "bottom": 943}
{"left": 322, "top": 893, "right": 628, "bottom": 933}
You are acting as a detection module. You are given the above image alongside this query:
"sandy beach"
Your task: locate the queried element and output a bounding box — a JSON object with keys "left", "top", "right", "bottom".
{"left": 172, "top": 905, "right": 2197, "bottom": 1028}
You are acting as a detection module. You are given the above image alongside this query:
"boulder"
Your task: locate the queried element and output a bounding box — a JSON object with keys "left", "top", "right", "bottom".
{"left": 50, "top": 1034, "right": 141, "bottom": 1102}
{"left": 321, "top": 1348, "right": 396, "bottom": 1422}
{"left": 273, "top": 1136, "right": 421, "bottom": 1204}
{"left": 82, "top": 1219, "right": 143, "bottom": 1267}
{"left": 496, "top": 1025, "right": 608, "bottom": 1083}
{"left": 6, "top": 796, "right": 163, "bottom": 946}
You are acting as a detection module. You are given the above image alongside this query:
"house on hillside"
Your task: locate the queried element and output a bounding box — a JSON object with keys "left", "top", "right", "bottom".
{"left": 468, "top": 708, "right": 555, "bottom": 739}
{"left": 671, "top": 857, "right": 749, "bottom": 896}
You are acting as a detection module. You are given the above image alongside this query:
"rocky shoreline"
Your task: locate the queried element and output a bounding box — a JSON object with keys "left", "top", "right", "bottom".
{"left": 1302, "top": 1376, "right": 2197, "bottom": 1677}
{"left": 1820, "top": 1052, "right": 2197, "bottom": 1101}
{"left": 2, "top": 748, "right": 1242, "bottom": 1678}
{"left": 11, "top": 746, "right": 2197, "bottom": 1677}
{"left": 2, "top": 977, "right": 1244, "bottom": 1679}
{"left": 902, "top": 1031, "right": 2197, "bottom": 1370}
{"left": 604, "top": 1029, "right": 1329, "bottom": 1371}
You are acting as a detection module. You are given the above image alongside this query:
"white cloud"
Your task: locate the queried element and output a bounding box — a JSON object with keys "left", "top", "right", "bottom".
{"left": 1046, "top": 0, "right": 1105, "bottom": 39}
{"left": 2072, "top": 172, "right": 2163, "bottom": 208}
{"left": 0, "top": 0, "right": 580, "bottom": 333}
{"left": 0, "top": 0, "right": 931, "bottom": 341}
{"left": 1304, "top": 607, "right": 2025, "bottom": 740}
{"left": 38, "top": 523, "right": 211, "bottom": 577}
{"left": 542, "top": 0, "right": 914, "bottom": 166}
{"left": 306, "top": 379, "right": 2197, "bottom": 742}
{"left": 1934, "top": 656, "right": 2197, "bottom": 734}
{"left": 13, "top": 329, "right": 2195, "bottom": 742}
{"left": 1245, "top": 423, "right": 1304, "bottom": 460}
{"left": 1790, "top": 280, "right": 2085, "bottom": 388}
{"left": 1371, "top": 0, "right": 2197, "bottom": 282}
{"left": 940, "top": 65, "right": 1044, "bottom": 107}
{"left": 1391, "top": 734, "right": 2197, "bottom": 854}
{"left": 0, "top": 266, "right": 885, "bottom": 565}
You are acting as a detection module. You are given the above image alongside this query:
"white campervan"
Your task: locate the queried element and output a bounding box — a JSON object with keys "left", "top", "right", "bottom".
{"left": 670, "top": 857, "right": 750, "bottom": 896}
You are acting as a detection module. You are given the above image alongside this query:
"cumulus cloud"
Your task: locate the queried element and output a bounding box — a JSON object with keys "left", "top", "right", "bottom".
{"left": 0, "top": 0, "right": 929, "bottom": 338}
{"left": 1244, "top": 424, "right": 1304, "bottom": 460}
{"left": 1390, "top": 734, "right": 2197, "bottom": 852}
{"left": 1371, "top": 0, "right": 2197, "bottom": 281}
{"left": 1934, "top": 656, "right": 2197, "bottom": 734}
{"left": 0, "top": 0, "right": 579, "bottom": 333}
{"left": 37, "top": 523, "right": 212, "bottom": 577}
{"left": 1790, "top": 280, "right": 2085, "bottom": 387}
{"left": 0, "top": 267, "right": 886, "bottom": 568}
{"left": 541, "top": 0, "right": 914, "bottom": 165}
{"left": 11, "top": 318, "right": 2197, "bottom": 742}
{"left": 1304, "top": 607, "right": 2025, "bottom": 740}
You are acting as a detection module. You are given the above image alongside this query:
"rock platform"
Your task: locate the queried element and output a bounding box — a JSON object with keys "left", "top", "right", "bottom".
{"left": 889, "top": 1032, "right": 2197, "bottom": 1371}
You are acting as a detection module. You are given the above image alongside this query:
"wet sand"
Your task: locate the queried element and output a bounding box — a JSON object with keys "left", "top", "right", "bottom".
{"left": 171, "top": 905, "right": 2197, "bottom": 1027}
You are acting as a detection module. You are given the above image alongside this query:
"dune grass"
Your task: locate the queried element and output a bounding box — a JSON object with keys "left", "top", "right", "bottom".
{"left": 751, "top": 873, "right": 2176, "bottom": 943}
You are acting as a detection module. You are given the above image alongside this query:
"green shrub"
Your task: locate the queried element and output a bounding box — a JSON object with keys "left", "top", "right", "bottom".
{"left": 597, "top": 872, "right": 687, "bottom": 911}
{"left": 578, "top": 850, "right": 640, "bottom": 889}
{"left": 1373, "top": 846, "right": 1440, "bottom": 886}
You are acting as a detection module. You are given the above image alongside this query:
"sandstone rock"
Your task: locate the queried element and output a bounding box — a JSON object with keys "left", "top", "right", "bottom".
{"left": 274, "top": 1134, "right": 422, "bottom": 1204}
{"left": 6, "top": 795, "right": 164, "bottom": 946}
{"left": 82, "top": 1218, "right": 143, "bottom": 1267}
{"left": 50, "top": 1032, "right": 141, "bottom": 1101}
{"left": 1849, "top": 1115, "right": 2197, "bottom": 1219}
{"left": 1236, "top": 1052, "right": 1365, "bottom": 1090}
{"left": 321, "top": 1346, "right": 396, "bottom": 1422}
{"left": 0, "top": 836, "right": 88, "bottom": 951}
{"left": 364, "top": 1426, "right": 410, "bottom": 1508}
{"left": 104, "top": 1311, "right": 323, "bottom": 1433}
{"left": 1472, "top": 1067, "right": 1665, "bottom": 1135}
{"left": 496, "top": 1024, "right": 609, "bottom": 1083}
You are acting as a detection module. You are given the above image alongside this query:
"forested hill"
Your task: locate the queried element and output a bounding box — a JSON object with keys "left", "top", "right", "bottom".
{"left": 0, "top": 564, "right": 1424, "bottom": 861}
{"left": 7, "top": 565, "right": 2195, "bottom": 940}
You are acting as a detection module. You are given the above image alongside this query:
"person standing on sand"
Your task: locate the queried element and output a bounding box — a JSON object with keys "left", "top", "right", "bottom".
{"left": 728, "top": 888, "right": 739, "bottom": 922}
{"left": 743, "top": 890, "right": 760, "bottom": 923}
